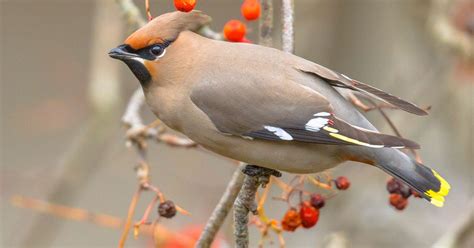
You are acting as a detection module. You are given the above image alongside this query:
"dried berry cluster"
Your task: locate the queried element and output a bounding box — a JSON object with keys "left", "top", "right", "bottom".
{"left": 386, "top": 177, "right": 421, "bottom": 210}
{"left": 281, "top": 176, "right": 350, "bottom": 232}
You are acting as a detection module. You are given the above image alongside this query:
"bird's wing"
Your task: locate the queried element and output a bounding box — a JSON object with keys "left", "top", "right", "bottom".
{"left": 294, "top": 60, "right": 428, "bottom": 116}
{"left": 190, "top": 77, "right": 419, "bottom": 149}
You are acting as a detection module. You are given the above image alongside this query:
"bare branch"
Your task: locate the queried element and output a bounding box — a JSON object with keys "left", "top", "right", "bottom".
{"left": 118, "top": 188, "right": 142, "bottom": 248}
{"left": 281, "top": 0, "right": 295, "bottom": 53}
{"left": 196, "top": 163, "right": 246, "bottom": 248}
{"left": 122, "top": 88, "right": 146, "bottom": 128}
{"left": 259, "top": 0, "right": 274, "bottom": 47}
{"left": 198, "top": 25, "right": 224, "bottom": 40}
{"left": 234, "top": 165, "right": 281, "bottom": 248}
{"left": 234, "top": 175, "right": 260, "bottom": 248}
{"left": 115, "top": 0, "right": 146, "bottom": 29}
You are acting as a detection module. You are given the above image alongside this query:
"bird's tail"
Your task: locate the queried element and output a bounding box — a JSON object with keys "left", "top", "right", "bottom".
{"left": 374, "top": 149, "right": 451, "bottom": 207}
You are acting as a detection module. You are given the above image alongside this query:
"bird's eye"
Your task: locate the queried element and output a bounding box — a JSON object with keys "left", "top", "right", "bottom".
{"left": 150, "top": 45, "right": 164, "bottom": 57}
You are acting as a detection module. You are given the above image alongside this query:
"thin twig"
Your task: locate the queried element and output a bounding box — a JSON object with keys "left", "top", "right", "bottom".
{"left": 196, "top": 163, "right": 246, "bottom": 247}
{"left": 198, "top": 26, "right": 224, "bottom": 40}
{"left": 115, "top": 0, "right": 147, "bottom": 29}
{"left": 281, "top": 0, "right": 295, "bottom": 53}
{"left": 145, "top": 0, "right": 153, "bottom": 21}
{"left": 10, "top": 195, "right": 184, "bottom": 241}
{"left": 346, "top": 92, "right": 424, "bottom": 163}
{"left": 118, "top": 187, "right": 142, "bottom": 248}
{"left": 259, "top": 0, "right": 274, "bottom": 47}
{"left": 366, "top": 98, "right": 423, "bottom": 163}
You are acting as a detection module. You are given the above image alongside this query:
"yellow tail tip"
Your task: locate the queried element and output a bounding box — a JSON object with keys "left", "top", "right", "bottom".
{"left": 425, "top": 169, "right": 451, "bottom": 207}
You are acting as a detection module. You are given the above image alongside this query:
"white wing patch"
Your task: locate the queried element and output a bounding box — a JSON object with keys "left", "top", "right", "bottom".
{"left": 263, "top": 126, "right": 293, "bottom": 141}
{"left": 305, "top": 112, "right": 331, "bottom": 132}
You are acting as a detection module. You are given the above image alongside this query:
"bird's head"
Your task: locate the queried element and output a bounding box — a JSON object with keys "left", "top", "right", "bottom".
{"left": 109, "top": 11, "right": 211, "bottom": 85}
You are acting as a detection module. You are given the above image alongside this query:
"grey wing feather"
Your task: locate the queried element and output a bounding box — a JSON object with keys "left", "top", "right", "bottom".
{"left": 190, "top": 77, "right": 419, "bottom": 149}
{"left": 295, "top": 62, "right": 428, "bottom": 116}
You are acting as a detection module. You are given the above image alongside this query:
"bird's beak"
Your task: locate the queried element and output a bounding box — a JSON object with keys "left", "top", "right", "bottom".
{"left": 108, "top": 44, "right": 139, "bottom": 61}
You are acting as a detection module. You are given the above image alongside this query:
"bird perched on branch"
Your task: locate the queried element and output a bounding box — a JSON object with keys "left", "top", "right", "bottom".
{"left": 109, "top": 11, "right": 450, "bottom": 207}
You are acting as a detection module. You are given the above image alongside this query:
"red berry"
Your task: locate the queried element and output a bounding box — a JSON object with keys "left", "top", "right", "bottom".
{"left": 238, "top": 37, "right": 253, "bottom": 43}
{"left": 281, "top": 208, "right": 301, "bottom": 232}
{"left": 386, "top": 178, "right": 401, "bottom": 193}
{"left": 300, "top": 202, "right": 319, "bottom": 228}
{"left": 310, "top": 193, "right": 325, "bottom": 209}
{"left": 158, "top": 200, "right": 177, "bottom": 218}
{"left": 411, "top": 189, "right": 422, "bottom": 198}
{"left": 386, "top": 178, "right": 411, "bottom": 198}
{"left": 389, "top": 193, "right": 408, "bottom": 210}
{"left": 335, "top": 176, "right": 350, "bottom": 190}
{"left": 241, "top": 0, "right": 261, "bottom": 21}
{"left": 174, "top": 0, "right": 196, "bottom": 12}
{"left": 223, "top": 20, "right": 246, "bottom": 42}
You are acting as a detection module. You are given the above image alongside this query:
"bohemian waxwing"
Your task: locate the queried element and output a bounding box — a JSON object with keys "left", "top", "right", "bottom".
{"left": 109, "top": 11, "right": 450, "bottom": 207}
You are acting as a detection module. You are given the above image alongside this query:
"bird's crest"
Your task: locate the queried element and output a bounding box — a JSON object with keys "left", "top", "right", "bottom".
{"left": 125, "top": 11, "right": 211, "bottom": 50}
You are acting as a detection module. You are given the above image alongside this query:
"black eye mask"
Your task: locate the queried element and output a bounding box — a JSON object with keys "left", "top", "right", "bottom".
{"left": 128, "top": 40, "right": 173, "bottom": 61}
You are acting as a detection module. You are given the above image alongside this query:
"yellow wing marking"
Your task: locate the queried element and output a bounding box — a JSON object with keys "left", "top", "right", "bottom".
{"left": 424, "top": 169, "right": 451, "bottom": 207}
{"left": 327, "top": 131, "right": 384, "bottom": 148}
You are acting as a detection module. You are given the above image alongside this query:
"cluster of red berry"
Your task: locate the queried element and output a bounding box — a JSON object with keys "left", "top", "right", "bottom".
{"left": 172, "top": 0, "right": 260, "bottom": 43}
{"left": 281, "top": 176, "right": 350, "bottom": 232}
{"left": 386, "top": 177, "right": 421, "bottom": 210}
{"left": 223, "top": 0, "right": 261, "bottom": 42}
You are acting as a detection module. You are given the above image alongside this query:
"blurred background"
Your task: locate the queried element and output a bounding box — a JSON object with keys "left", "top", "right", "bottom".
{"left": 1, "top": 0, "right": 473, "bottom": 247}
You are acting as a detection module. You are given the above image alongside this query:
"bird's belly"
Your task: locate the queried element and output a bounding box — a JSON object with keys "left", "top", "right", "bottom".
{"left": 145, "top": 89, "right": 345, "bottom": 174}
{"left": 194, "top": 132, "right": 345, "bottom": 174}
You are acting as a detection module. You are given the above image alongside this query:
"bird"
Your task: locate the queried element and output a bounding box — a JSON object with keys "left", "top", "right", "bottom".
{"left": 109, "top": 11, "right": 450, "bottom": 207}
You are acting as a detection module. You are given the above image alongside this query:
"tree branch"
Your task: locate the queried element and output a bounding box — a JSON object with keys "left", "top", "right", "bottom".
{"left": 233, "top": 165, "right": 282, "bottom": 247}
{"left": 233, "top": 175, "right": 260, "bottom": 248}
{"left": 281, "top": 0, "right": 295, "bottom": 53}
{"left": 259, "top": 0, "right": 274, "bottom": 47}
{"left": 115, "top": 0, "right": 146, "bottom": 29}
{"left": 196, "top": 163, "right": 246, "bottom": 248}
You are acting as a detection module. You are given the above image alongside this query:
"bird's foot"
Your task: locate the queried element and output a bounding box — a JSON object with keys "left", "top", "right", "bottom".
{"left": 242, "top": 165, "right": 281, "bottom": 188}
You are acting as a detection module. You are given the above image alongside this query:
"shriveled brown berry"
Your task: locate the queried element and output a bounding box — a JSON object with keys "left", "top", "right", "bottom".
{"left": 411, "top": 189, "right": 422, "bottom": 198}
{"left": 389, "top": 193, "right": 408, "bottom": 210}
{"left": 386, "top": 178, "right": 401, "bottom": 193}
{"left": 300, "top": 202, "right": 319, "bottom": 228}
{"left": 310, "top": 193, "right": 325, "bottom": 209}
{"left": 281, "top": 208, "right": 301, "bottom": 232}
{"left": 386, "top": 178, "right": 411, "bottom": 198}
{"left": 335, "top": 176, "right": 350, "bottom": 190}
{"left": 158, "top": 200, "right": 177, "bottom": 218}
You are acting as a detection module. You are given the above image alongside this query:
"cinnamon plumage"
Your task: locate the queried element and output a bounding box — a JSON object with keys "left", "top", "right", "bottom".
{"left": 109, "top": 11, "right": 450, "bottom": 207}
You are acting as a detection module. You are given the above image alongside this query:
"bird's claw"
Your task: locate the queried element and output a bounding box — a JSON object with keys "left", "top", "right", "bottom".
{"left": 242, "top": 165, "right": 282, "bottom": 178}
{"left": 242, "top": 165, "right": 281, "bottom": 188}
